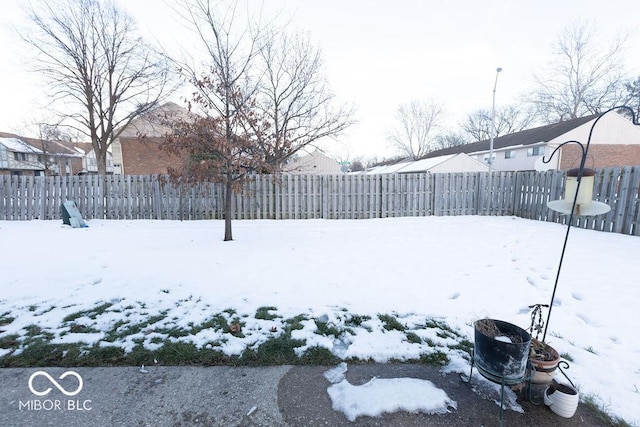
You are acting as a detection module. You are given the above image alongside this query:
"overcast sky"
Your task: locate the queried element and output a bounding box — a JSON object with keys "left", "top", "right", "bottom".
{"left": 1, "top": 0, "right": 639, "bottom": 161}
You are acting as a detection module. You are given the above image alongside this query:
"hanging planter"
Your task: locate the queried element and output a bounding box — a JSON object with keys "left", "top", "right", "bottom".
{"left": 544, "top": 381, "right": 579, "bottom": 418}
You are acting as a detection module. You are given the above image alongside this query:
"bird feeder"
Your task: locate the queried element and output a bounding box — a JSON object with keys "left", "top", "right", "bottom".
{"left": 547, "top": 168, "right": 610, "bottom": 216}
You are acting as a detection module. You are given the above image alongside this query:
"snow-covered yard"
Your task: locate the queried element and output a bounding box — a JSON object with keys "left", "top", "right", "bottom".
{"left": 0, "top": 216, "right": 638, "bottom": 424}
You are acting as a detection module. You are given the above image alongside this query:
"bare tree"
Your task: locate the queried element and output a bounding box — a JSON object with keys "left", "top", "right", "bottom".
{"left": 625, "top": 76, "right": 640, "bottom": 119}
{"left": 434, "top": 132, "right": 468, "bottom": 150}
{"left": 527, "top": 21, "right": 628, "bottom": 123}
{"left": 170, "top": 0, "right": 269, "bottom": 241}
{"left": 255, "top": 31, "right": 354, "bottom": 170}
{"left": 387, "top": 99, "right": 444, "bottom": 160}
{"left": 21, "top": 0, "right": 173, "bottom": 175}
{"left": 32, "top": 121, "right": 75, "bottom": 175}
{"left": 460, "top": 105, "right": 535, "bottom": 142}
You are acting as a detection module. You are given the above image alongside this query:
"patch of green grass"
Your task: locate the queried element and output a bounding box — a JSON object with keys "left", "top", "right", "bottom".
{"left": 449, "top": 339, "right": 473, "bottom": 356}
{"left": 378, "top": 314, "right": 405, "bottom": 332}
{"left": 104, "top": 320, "right": 128, "bottom": 342}
{"left": 21, "top": 326, "right": 54, "bottom": 346}
{"left": 104, "top": 311, "right": 169, "bottom": 341}
{"left": 255, "top": 306, "right": 279, "bottom": 320}
{"left": 0, "top": 313, "right": 15, "bottom": 327}
{"left": 424, "top": 318, "right": 456, "bottom": 333}
{"left": 314, "top": 319, "right": 341, "bottom": 338}
{"left": 241, "top": 335, "right": 305, "bottom": 365}
{"left": 0, "top": 310, "right": 473, "bottom": 370}
{"left": 583, "top": 395, "right": 633, "bottom": 427}
{"left": 145, "top": 341, "right": 231, "bottom": 366}
{"left": 585, "top": 346, "right": 598, "bottom": 355}
{"left": 63, "top": 302, "right": 114, "bottom": 322}
{"left": 35, "top": 306, "right": 57, "bottom": 316}
{"left": 68, "top": 323, "right": 100, "bottom": 334}
{"left": 345, "top": 314, "right": 371, "bottom": 327}
{"left": 419, "top": 350, "right": 449, "bottom": 366}
{"left": 284, "top": 314, "right": 308, "bottom": 332}
{"left": 24, "top": 324, "right": 43, "bottom": 336}
{"left": 405, "top": 332, "right": 422, "bottom": 344}
{"left": 153, "top": 326, "right": 190, "bottom": 338}
{"left": 80, "top": 346, "right": 127, "bottom": 366}
{"left": 299, "top": 346, "right": 341, "bottom": 365}
{"left": 560, "top": 352, "right": 574, "bottom": 362}
{"left": 0, "top": 339, "right": 72, "bottom": 367}
{"left": 0, "top": 334, "right": 20, "bottom": 350}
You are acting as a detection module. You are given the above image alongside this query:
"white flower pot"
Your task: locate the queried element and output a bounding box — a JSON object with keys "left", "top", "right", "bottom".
{"left": 544, "top": 382, "right": 579, "bottom": 418}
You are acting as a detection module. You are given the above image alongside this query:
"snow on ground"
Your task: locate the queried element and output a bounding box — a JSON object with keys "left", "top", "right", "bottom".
{"left": 0, "top": 216, "right": 639, "bottom": 424}
{"left": 325, "top": 363, "right": 457, "bottom": 421}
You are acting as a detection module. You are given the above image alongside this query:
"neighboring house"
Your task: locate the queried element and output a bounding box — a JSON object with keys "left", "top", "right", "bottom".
{"left": 365, "top": 153, "right": 488, "bottom": 174}
{"left": 0, "top": 136, "right": 44, "bottom": 176}
{"left": 424, "top": 113, "right": 640, "bottom": 171}
{"left": 283, "top": 150, "right": 343, "bottom": 174}
{"left": 69, "top": 142, "right": 116, "bottom": 175}
{"left": 111, "top": 102, "right": 190, "bottom": 175}
{"left": 0, "top": 132, "right": 82, "bottom": 176}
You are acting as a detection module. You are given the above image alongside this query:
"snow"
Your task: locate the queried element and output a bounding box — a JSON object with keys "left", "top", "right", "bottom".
{"left": 0, "top": 216, "right": 639, "bottom": 424}
{"left": 0, "top": 137, "right": 42, "bottom": 153}
{"left": 324, "top": 362, "right": 457, "bottom": 421}
{"left": 326, "top": 372, "right": 457, "bottom": 421}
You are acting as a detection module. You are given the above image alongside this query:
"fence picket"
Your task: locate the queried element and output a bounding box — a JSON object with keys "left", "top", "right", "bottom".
{"left": 0, "top": 168, "right": 638, "bottom": 235}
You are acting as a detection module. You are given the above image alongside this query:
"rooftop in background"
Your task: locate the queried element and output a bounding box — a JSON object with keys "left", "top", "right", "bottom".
{"left": 425, "top": 115, "right": 600, "bottom": 159}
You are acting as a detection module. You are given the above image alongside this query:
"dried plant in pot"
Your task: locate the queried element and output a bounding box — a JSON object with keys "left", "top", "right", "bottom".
{"left": 527, "top": 304, "right": 561, "bottom": 384}
{"left": 473, "top": 318, "right": 531, "bottom": 385}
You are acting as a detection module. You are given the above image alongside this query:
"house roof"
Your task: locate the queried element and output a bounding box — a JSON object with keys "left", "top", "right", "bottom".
{"left": 424, "top": 114, "right": 599, "bottom": 158}
{"left": 365, "top": 161, "right": 413, "bottom": 174}
{"left": 0, "top": 136, "right": 43, "bottom": 154}
{"left": 0, "top": 131, "right": 82, "bottom": 157}
{"left": 394, "top": 155, "right": 455, "bottom": 173}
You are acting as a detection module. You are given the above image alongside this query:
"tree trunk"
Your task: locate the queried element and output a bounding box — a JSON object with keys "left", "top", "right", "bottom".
{"left": 224, "top": 171, "right": 233, "bottom": 241}
{"left": 97, "top": 148, "right": 107, "bottom": 176}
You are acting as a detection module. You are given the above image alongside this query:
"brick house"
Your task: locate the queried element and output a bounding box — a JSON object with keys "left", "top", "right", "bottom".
{"left": 111, "top": 102, "right": 189, "bottom": 175}
{"left": 424, "top": 112, "right": 640, "bottom": 171}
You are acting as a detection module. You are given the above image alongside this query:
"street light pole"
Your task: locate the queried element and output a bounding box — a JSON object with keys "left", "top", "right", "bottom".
{"left": 488, "top": 67, "right": 502, "bottom": 174}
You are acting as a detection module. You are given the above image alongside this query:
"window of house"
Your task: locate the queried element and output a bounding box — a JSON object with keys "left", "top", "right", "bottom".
{"left": 483, "top": 153, "right": 496, "bottom": 164}
{"left": 34, "top": 170, "right": 42, "bottom": 177}
{"left": 527, "top": 146, "right": 544, "bottom": 157}
{"left": 505, "top": 150, "right": 516, "bottom": 159}
{"left": 13, "top": 152, "right": 27, "bottom": 161}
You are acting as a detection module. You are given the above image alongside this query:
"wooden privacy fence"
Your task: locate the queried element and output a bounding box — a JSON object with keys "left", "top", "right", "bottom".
{"left": 0, "top": 166, "right": 639, "bottom": 235}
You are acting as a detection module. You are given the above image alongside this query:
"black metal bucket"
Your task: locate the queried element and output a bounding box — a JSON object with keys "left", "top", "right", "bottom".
{"left": 474, "top": 319, "right": 531, "bottom": 385}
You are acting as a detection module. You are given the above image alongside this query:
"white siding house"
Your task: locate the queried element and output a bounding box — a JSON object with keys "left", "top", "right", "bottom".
{"left": 397, "top": 153, "right": 489, "bottom": 173}
{"left": 424, "top": 112, "right": 640, "bottom": 171}
{"left": 0, "top": 137, "right": 45, "bottom": 175}
{"left": 364, "top": 153, "right": 488, "bottom": 174}
{"left": 283, "top": 150, "right": 343, "bottom": 174}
